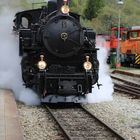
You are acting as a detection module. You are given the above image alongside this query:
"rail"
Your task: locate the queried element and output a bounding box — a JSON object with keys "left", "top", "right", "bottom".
{"left": 45, "top": 104, "right": 126, "bottom": 140}
{"left": 111, "top": 74, "right": 140, "bottom": 97}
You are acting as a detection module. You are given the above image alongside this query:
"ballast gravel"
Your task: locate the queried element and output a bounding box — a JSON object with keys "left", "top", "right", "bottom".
{"left": 17, "top": 93, "right": 140, "bottom": 140}
{"left": 83, "top": 93, "right": 140, "bottom": 140}
{"left": 18, "top": 103, "right": 65, "bottom": 140}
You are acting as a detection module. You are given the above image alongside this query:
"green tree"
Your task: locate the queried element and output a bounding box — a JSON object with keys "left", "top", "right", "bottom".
{"left": 70, "top": 0, "right": 87, "bottom": 15}
{"left": 84, "top": 0, "right": 104, "bottom": 20}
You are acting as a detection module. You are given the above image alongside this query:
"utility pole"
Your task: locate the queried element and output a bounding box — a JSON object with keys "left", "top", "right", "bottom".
{"left": 116, "top": 0, "right": 124, "bottom": 68}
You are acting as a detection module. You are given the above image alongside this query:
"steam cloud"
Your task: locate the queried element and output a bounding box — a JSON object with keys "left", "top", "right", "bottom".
{"left": 86, "top": 37, "right": 114, "bottom": 103}
{"left": 0, "top": 8, "right": 40, "bottom": 105}
{"left": 0, "top": 2, "right": 114, "bottom": 105}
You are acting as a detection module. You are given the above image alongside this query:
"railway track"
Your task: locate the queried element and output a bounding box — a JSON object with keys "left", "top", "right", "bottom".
{"left": 45, "top": 104, "right": 125, "bottom": 140}
{"left": 111, "top": 71, "right": 140, "bottom": 97}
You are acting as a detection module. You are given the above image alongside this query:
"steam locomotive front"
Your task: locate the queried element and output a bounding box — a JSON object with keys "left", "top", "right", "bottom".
{"left": 14, "top": 0, "right": 99, "bottom": 103}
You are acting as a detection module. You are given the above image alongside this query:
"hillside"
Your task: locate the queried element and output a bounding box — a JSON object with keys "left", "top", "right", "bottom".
{"left": 70, "top": 0, "right": 140, "bottom": 33}
{"left": 96, "top": 0, "right": 140, "bottom": 33}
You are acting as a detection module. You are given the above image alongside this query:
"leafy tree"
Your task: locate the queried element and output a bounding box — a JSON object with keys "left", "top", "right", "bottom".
{"left": 84, "top": 0, "right": 104, "bottom": 20}
{"left": 70, "top": 0, "right": 87, "bottom": 15}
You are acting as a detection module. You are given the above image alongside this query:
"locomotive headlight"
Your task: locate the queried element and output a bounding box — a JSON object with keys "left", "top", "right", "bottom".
{"left": 83, "top": 56, "right": 92, "bottom": 71}
{"left": 61, "top": 5, "right": 70, "bottom": 14}
{"left": 37, "top": 55, "right": 47, "bottom": 70}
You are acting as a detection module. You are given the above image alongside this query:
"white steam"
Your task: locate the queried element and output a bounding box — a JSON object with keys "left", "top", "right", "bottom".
{"left": 86, "top": 37, "right": 114, "bottom": 103}
{"left": 0, "top": 8, "right": 40, "bottom": 105}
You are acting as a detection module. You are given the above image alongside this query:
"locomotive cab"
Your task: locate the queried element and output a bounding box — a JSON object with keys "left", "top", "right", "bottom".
{"left": 120, "top": 27, "right": 140, "bottom": 66}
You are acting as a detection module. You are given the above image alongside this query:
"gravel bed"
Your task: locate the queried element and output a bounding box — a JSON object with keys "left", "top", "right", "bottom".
{"left": 50, "top": 107, "right": 121, "bottom": 139}
{"left": 83, "top": 93, "right": 140, "bottom": 140}
{"left": 17, "top": 103, "right": 65, "bottom": 140}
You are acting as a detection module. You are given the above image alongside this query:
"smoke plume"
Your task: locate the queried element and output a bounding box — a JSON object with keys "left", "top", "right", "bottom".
{"left": 86, "top": 37, "right": 114, "bottom": 103}
{"left": 0, "top": 7, "right": 40, "bottom": 105}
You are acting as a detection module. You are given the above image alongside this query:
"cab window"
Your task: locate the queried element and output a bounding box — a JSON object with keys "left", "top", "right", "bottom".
{"left": 21, "top": 17, "right": 29, "bottom": 28}
{"left": 130, "top": 32, "right": 138, "bottom": 38}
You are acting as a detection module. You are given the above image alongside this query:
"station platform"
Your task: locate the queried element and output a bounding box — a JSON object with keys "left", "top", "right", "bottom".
{"left": 0, "top": 90, "right": 23, "bottom": 140}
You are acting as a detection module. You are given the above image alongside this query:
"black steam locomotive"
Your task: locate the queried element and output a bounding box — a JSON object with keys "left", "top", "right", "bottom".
{"left": 13, "top": 0, "right": 99, "bottom": 103}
